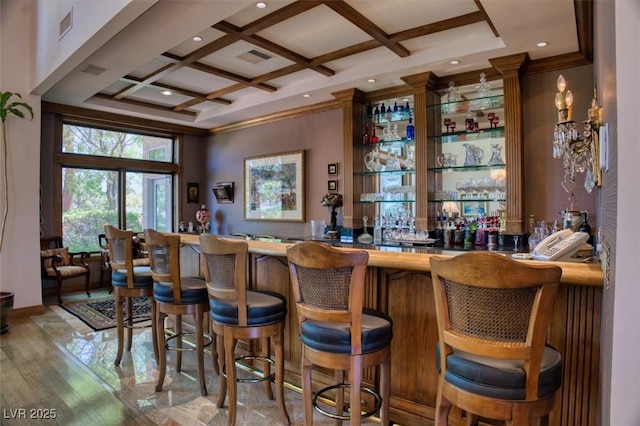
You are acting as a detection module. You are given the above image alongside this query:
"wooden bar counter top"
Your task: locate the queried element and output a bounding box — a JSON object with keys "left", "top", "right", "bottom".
{"left": 177, "top": 233, "right": 602, "bottom": 426}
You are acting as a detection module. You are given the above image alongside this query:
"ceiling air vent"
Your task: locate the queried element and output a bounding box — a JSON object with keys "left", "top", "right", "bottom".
{"left": 81, "top": 64, "right": 107, "bottom": 76}
{"left": 237, "top": 49, "right": 272, "bottom": 64}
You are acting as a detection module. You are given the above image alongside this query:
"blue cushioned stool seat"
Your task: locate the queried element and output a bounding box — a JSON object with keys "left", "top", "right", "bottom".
{"left": 301, "top": 308, "right": 393, "bottom": 354}
{"left": 437, "top": 344, "right": 562, "bottom": 400}
{"left": 153, "top": 277, "right": 208, "bottom": 304}
{"left": 210, "top": 290, "right": 286, "bottom": 326}
{"left": 112, "top": 266, "right": 153, "bottom": 288}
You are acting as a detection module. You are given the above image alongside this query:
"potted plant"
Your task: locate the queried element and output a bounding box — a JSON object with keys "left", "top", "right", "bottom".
{"left": 0, "top": 91, "right": 34, "bottom": 332}
{"left": 0, "top": 91, "right": 34, "bottom": 251}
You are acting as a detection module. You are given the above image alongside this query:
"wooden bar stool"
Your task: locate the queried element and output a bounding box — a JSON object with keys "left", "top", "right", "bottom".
{"left": 287, "top": 241, "right": 392, "bottom": 426}
{"left": 430, "top": 252, "right": 563, "bottom": 426}
{"left": 200, "top": 234, "right": 290, "bottom": 425}
{"left": 144, "top": 229, "right": 212, "bottom": 396}
{"left": 104, "top": 225, "right": 157, "bottom": 366}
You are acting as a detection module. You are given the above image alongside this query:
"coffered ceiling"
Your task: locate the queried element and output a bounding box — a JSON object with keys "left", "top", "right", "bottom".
{"left": 40, "top": 0, "right": 591, "bottom": 131}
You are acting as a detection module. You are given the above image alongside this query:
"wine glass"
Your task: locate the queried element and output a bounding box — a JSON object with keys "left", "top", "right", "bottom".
{"left": 449, "top": 121, "right": 456, "bottom": 132}
{"left": 513, "top": 235, "right": 520, "bottom": 252}
{"left": 444, "top": 118, "right": 451, "bottom": 133}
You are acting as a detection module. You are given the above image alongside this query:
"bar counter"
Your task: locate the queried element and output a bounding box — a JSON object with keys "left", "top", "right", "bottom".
{"left": 177, "top": 233, "right": 602, "bottom": 426}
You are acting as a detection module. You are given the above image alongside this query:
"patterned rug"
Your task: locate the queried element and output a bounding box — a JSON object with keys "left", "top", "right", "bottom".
{"left": 60, "top": 296, "right": 152, "bottom": 331}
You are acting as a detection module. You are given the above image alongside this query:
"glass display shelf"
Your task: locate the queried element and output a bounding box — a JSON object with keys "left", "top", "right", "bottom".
{"left": 428, "top": 94, "right": 504, "bottom": 114}
{"left": 366, "top": 107, "right": 414, "bottom": 124}
{"left": 429, "top": 198, "right": 505, "bottom": 203}
{"left": 430, "top": 127, "right": 505, "bottom": 144}
{"left": 355, "top": 139, "right": 414, "bottom": 149}
{"left": 355, "top": 199, "right": 416, "bottom": 204}
{"left": 354, "top": 169, "right": 415, "bottom": 176}
{"left": 428, "top": 165, "right": 505, "bottom": 173}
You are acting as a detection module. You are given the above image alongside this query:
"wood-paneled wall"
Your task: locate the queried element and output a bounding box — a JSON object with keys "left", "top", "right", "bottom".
{"left": 179, "top": 237, "right": 601, "bottom": 425}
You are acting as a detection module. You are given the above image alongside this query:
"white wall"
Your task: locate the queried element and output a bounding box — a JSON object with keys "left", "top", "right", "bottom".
{"left": 0, "top": 0, "right": 42, "bottom": 309}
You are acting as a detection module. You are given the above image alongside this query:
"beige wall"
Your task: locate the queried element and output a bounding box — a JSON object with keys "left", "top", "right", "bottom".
{"left": 0, "top": 0, "right": 43, "bottom": 310}
{"left": 523, "top": 64, "right": 598, "bottom": 228}
{"left": 205, "top": 109, "right": 343, "bottom": 239}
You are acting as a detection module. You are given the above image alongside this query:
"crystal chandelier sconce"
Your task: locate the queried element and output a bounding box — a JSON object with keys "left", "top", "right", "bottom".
{"left": 552, "top": 75, "right": 602, "bottom": 209}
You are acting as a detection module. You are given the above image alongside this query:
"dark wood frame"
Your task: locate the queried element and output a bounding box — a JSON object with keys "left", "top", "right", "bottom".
{"left": 187, "top": 182, "right": 199, "bottom": 203}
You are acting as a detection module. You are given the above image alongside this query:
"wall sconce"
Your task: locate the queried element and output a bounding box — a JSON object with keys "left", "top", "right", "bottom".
{"left": 552, "top": 75, "right": 602, "bottom": 209}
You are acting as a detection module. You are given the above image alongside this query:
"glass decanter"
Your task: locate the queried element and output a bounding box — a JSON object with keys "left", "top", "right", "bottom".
{"left": 357, "top": 215, "right": 374, "bottom": 244}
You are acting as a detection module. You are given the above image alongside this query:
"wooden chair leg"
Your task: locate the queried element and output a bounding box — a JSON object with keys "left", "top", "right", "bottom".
{"left": 380, "top": 356, "right": 391, "bottom": 426}
{"left": 195, "top": 307, "right": 207, "bottom": 397}
{"left": 274, "top": 324, "right": 290, "bottom": 425}
{"left": 114, "top": 291, "right": 124, "bottom": 366}
{"left": 84, "top": 272, "right": 90, "bottom": 298}
{"left": 225, "top": 330, "right": 238, "bottom": 425}
{"left": 301, "top": 350, "right": 314, "bottom": 426}
{"left": 155, "top": 311, "right": 167, "bottom": 392}
{"left": 175, "top": 315, "right": 182, "bottom": 373}
{"left": 150, "top": 297, "right": 158, "bottom": 363}
{"left": 209, "top": 318, "right": 220, "bottom": 375}
{"left": 335, "top": 369, "right": 345, "bottom": 425}
{"left": 350, "top": 355, "right": 363, "bottom": 426}
{"left": 435, "top": 378, "right": 452, "bottom": 426}
{"left": 261, "top": 336, "right": 274, "bottom": 400}
{"left": 125, "top": 297, "right": 133, "bottom": 352}
{"left": 216, "top": 326, "right": 227, "bottom": 409}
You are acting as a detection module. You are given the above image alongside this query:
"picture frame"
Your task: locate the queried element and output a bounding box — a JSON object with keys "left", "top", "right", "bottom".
{"left": 327, "top": 180, "right": 337, "bottom": 191}
{"left": 244, "top": 150, "right": 305, "bottom": 222}
{"left": 462, "top": 201, "right": 486, "bottom": 217}
{"left": 213, "top": 182, "right": 234, "bottom": 204}
{"left": 187, "top": 182, "right": 199, "bottom": 203}
{"left": 327, "top": 163, "right": 338, "bottom": 175}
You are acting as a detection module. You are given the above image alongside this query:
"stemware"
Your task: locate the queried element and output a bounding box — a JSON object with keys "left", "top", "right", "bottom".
{"left": 444, "top": 118, "right": 451, "bottom": 133}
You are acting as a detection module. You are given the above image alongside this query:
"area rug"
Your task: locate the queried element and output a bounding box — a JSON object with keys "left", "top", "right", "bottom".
{"left": 60, "top": 296, "right": 152, "bottom": 331}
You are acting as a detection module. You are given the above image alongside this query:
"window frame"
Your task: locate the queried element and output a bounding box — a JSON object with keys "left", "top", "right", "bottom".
{"left": 52, "top": 116, "right": 182, "bottom": 252}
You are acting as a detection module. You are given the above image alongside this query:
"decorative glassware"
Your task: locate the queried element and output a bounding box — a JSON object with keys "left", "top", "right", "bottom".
{"left": 488, "top": 144, "right": 505, "bottom": 165}
{"left": 362, "top": 122, "right": 370, "bottom": 144}
{"left": 195, "top": 204, "right": 211, "bottom": 234}
{"left": 405, "top": 117, "right": 414, "bottom": 141}
{"left": 357, "top": 216, "right": 374, "bottom": 244}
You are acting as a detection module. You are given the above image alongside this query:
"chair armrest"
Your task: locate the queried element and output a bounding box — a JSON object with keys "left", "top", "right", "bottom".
{"left": 69, "top": 251, "right": 91, "bottom": 269}
{"left": 40, "top": 254, "right": 64, "bottom": 275}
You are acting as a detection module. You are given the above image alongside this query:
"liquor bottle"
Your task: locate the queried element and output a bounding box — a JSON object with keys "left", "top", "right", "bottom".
{"left": 405, "top": 117, "right": 415, "bottom": 141}
{"left": 371, "top": 126, "right": 379, "bottom": 143}
{"left": 373, "top": 217, "right": 382, "bottom": 244}
{"left": 362, "top": 122, "right": 370, "bottom": 144}
{"left": 578, "top": 211, "right": 594, "bottom": 246}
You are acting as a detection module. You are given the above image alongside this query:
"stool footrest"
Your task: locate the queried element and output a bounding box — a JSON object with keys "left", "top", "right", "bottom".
{"left": 165, "top": 332, "right": 213, "bottom": 352}
{"left": 313, "top": 382, "right": 382, "bottom": 421}
{"left": 222, "top": 355, "right": 275, "bottom": 383}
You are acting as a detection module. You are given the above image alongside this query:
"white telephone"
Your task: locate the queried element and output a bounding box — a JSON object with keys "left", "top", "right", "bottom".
{"left": 532, "top": 229, "right": 590, "bottom": 261}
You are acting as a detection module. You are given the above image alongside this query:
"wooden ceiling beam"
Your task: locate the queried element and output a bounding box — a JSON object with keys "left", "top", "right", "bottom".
{"left": 213, "top": 20, "right": 335, "bottom": 77}
{"left": 321, "top": 0, "right": 410, "bottom": 58}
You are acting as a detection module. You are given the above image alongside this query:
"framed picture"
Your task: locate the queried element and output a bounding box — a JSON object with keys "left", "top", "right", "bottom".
{"left": 327, "top": 180, "right": 337, "bottom": 191}
{"left": 213, "top": 182, "right": 234, "bottom": 204}
{"left": 187, "top": 182, "right": 199, "bottom": 203}
{"left": 327, "top": 163, "right": 338, "bottom": 175}
{"left": 462, "top": 201, "right": 486, "bottom": 217}
{"left": 244, "top": 150, "right": 305, "bottom": 222}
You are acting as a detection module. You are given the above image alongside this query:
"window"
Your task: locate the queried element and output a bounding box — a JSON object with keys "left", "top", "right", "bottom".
{"left": 59, "top": 123, "right": 178, "bottom": 252}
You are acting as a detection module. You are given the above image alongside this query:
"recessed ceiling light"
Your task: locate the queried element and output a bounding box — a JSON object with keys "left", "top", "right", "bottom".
{"left": 303, "top": 94, "right": 311, "bottom": 98}
{"left": 450, "top": 60, "right": 460, "bottom": 65}
{"left": 256, "top": 2, "right": 267, "bottom": 8}
{"left": 536, "top": 41, "right": 548, "bottom": 48}
{"left": 161, "top": 90, "right": 172, "bottom": 96}
{"left": 192, "top": 36, "right": 203, "bottom": 42}
{"left": 367, "top": 78, "right": 376, "bottom": 83}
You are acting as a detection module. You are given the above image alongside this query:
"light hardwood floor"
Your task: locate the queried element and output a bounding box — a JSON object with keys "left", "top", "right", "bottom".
{"left": 0, "top": 290, "right": 363, "bottom": 426}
